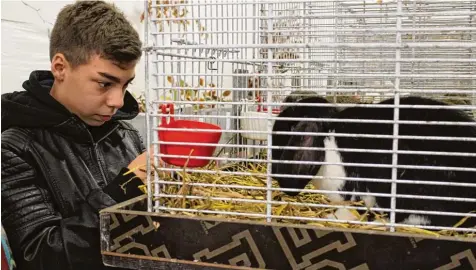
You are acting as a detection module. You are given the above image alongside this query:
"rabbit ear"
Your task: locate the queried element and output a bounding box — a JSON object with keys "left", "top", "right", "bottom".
{"left": 271, "top": 96, "right": 335, "bottom": 163}
{"left": 272, "top": 119, "right": 326, "bottom": 196}
{"left": 271, "top": 96, "right": 336, "bottom": 195}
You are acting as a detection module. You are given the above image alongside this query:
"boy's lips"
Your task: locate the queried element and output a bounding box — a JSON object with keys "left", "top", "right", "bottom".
{"left": 98, "top": 115, "right": 112, "bottom": 121}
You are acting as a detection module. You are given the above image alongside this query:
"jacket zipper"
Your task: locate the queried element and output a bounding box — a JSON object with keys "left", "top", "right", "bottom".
{"left": 91, "top": 125, "right": 120, "bottom": 186}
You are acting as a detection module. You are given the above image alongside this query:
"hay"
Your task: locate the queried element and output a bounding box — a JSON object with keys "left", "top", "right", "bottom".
{"left": 128, "top": 160, "right": 475, "bottom": 239}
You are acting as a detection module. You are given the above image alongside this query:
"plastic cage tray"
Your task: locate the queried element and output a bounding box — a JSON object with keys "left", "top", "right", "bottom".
{"left": 100, "top": 195, "right": 476, "bottom": 270}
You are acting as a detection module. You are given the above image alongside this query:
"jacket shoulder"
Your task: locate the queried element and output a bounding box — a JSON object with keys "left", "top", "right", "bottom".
{"left": 115, "top": 120, "right": 146, "bottom": 153}
{"left": 1, "top": 127, "right": 34, "bottom": 152}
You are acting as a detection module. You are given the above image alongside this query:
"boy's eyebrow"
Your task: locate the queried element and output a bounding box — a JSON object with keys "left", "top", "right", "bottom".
{"left": 98, "top": 72, "right": 135, "bottom": 84}
{"left": 98, "top": 72, "right": 120, "bottom": 83}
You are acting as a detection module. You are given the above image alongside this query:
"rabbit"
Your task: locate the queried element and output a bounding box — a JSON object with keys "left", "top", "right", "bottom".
{"left": 271, "top": 95, "right": 476, "bottom": 228}
{"left": 280, "top": 90, "right": 319, "bottom": 111}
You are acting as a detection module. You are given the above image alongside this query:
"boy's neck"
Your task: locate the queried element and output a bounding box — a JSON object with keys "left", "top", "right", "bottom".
{"left": 49, "top": 82, "right": 62, "bottom": 104}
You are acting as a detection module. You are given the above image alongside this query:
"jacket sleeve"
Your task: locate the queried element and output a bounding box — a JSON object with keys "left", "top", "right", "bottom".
{"left": 1, "top": 143, "right": 142, "bottom": 270}
{"left": 102, "top": 121, "right": 147, "bottom": 202}
{"left": 103, "top": 167, "right": 145, "bottom": 202}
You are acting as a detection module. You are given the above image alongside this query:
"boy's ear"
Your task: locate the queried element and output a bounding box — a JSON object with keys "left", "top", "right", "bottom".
{"left": 51, "top": 53, "right": 68, "bottom": 82}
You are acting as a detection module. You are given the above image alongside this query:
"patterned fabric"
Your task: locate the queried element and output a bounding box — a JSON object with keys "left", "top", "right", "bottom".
{"left": 1, "top": 225, "right": 16, "bottom": 270}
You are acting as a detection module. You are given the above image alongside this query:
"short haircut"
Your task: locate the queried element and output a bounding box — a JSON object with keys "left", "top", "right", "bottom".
{"left": 49, "top": 0, "right": 142, "bottom": 68}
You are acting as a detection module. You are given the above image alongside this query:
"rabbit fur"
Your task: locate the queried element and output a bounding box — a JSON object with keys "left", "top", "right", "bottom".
{"left": 271, "top": 95, "right": 476, "bottom": 228}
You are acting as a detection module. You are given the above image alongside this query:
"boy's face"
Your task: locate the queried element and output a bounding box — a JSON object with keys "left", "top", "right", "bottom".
{"left": 51, "top": 53, "right": 137, "bottom": 126}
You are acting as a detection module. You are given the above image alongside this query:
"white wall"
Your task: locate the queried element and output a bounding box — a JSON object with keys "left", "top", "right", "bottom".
{"left": 1, "top": 0, "right": 147, "bottom": 95}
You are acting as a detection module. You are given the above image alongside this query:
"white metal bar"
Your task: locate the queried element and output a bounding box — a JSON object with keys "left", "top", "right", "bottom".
{"left": 472, "top": 0, "right": 476, "bottom": 118}
{"left": 150, "top": 27, "right": 476, "bottom": 36}
{"left": 151, "top": 72, "right": 476, "bottom": 79}
{"left": 152, "top": 5, "right": 163, "bottom": 213}
{"left": 151, "top": 112, "right": 476, "bottom": 124}
{"left": 389, "top": 0, "right": 403, "bottom": 233}
{"left": 265, "top": 2, "right": 274, "bottom": 223}
{"left": 149, "top": 42, "right": 476, "bottom": 50}
{"left": 148, "top": 11, "right": 476, "bottom": 21}
{"left": 151, "top": 87, "right": 476, "bottom": 95}
{"left": 150, "top": 100, "right": 476, "bottom": 110}
{"left": 149, "top": 0, "right": 474, "bottom": 6}
{"left": 152, "top": 58, "right": 476, "bottom": 63}
{"left": 153, "top": 141, "right": 476, "bottom": 157}
{"left": 154, "top": 172, "right": 476, "bottom": 188}
{"left": 152, "top": 152, "right": 476, "bottom": 173}
{"left": 152, "top": 127, "right": 476, "bottom": 143}
{"left": 143, "top": 0, "right": 153, "bottom": 213}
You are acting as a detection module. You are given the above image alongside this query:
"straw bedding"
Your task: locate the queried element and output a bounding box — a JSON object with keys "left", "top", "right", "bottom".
{"left": 126, "top": 159, "right": 475, "bottom": 239}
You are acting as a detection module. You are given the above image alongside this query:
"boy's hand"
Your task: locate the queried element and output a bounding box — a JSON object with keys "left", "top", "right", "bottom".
{"left": 127, "top": 148, "right": 167, "bottom": 182}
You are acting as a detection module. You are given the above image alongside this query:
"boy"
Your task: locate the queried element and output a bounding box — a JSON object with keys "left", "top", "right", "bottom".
{"left": 1, "top": 1, "right": 150, "bottom": 269}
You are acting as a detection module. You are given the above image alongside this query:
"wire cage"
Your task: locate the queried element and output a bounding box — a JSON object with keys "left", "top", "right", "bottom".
{"left": 100, "top": 0, "right": 476, "bottom": 269}
{"left": 143, "top": 0, "right": 476, "bottom": 234}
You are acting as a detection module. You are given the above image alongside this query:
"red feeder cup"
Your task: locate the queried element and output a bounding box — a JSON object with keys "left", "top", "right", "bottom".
{"left": 157, "top": 103, "right": 222, "bottom": 168}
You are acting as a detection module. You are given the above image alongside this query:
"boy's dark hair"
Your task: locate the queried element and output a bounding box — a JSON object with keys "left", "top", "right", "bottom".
{"left": 49, "top": 0, "right": 142, "bottom": 67}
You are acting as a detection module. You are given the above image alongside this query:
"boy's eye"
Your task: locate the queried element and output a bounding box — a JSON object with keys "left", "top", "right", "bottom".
{"left": 98, "top": 81, "right": 112, "bottom": 88}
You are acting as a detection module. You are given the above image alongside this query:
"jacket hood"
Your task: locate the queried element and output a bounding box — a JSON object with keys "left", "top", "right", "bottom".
{"left": 2, "top": 70, "right": 140, "bottom": 134}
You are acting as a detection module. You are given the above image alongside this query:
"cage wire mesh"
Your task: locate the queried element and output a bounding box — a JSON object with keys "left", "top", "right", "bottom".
{"left": 141, "top": 0, "right": 476, "bottom": 238}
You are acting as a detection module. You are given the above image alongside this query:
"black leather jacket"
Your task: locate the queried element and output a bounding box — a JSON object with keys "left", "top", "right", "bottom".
{"left": 1, "top": 70, "right": 145, "bottom": 270}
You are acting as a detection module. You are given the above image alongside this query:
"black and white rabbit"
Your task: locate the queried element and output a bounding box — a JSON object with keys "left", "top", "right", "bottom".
{"left": 271, "top": 95, "right": 476, "bottom": 228}
{"left": 280, "top": 90, "right": 319, "bottom": 111}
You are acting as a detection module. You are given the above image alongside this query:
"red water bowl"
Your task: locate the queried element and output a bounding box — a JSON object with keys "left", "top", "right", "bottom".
{"left": 158, "top": 119, "right": 222, "bottom": 168}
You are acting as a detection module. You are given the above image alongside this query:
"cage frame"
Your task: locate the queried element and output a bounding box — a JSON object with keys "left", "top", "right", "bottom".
{"left": 100, "top": 195, "right": 476, "bottom": 269}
